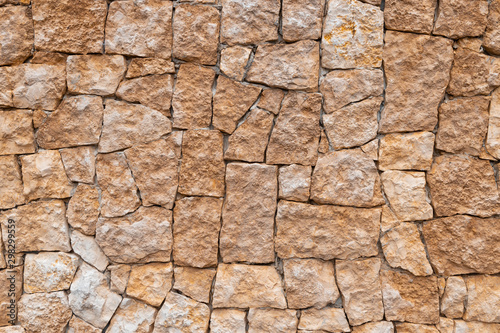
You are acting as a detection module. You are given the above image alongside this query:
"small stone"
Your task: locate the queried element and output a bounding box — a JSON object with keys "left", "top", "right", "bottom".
{"left": 126, "top": 58, "right": 175, "bottom": 79}
{"left": 67, "top": 55, "right": 126, "bottom": 96}
{"left": 153, "top": 292, "right": 210, "bottom": 333}
{"left": 384, "top": 0, "right": 437, "bottom": 34}
{"left": 71, "top": 230, "right": 109, "bottom": 272}
{"left": 323, "top": 97, "right": 382, "bottom": 149}
{"left": 351, "top": 321, "right": 394, "bottom": 333}
{"left": 173, "top": 4, "right": 220, "bottom": 65}
{"left": 67, "top": 316, "right": 101, "bottom": 333}
{"left": 282, "top": 0, "right": 323, "bottom": 42}
{"left": 318, "top": 129, "right": 330, "bottom": 154}
{"left": 172, "top": 63, "right": 215, "bottom": 130}
{"left": 96, "top": 153, "right": 140, "bottom": 218}
{"left": 173, "top": 267, "right": 216, "bottom": 303}
{"left": 257, "top": 89, "right": 284, "bottom": 114}
{"left": 246, "top": 41, "right": 320, "bottom": 92}
{"left": 224, "top": 108, "right": 274, "bottom": 162}
{"left": 0, "top": 6, "right": 33, "bottom": 66}
{"left": 220, "top": 0, "right": 280, "bottom": 45}
{"left": 24, "top": 252, "right": 79, "bottom": 293}
{"left": 278, "top": 164, "right": 311, "bottom": 202}
{"left": 210, "top": 309, "right": 246, "bottom": 333}
{"left": 441, "top": 276, "right": 466, "bottom": 318}
{"left": 379, "top": 132, "right": 435, "bottom": 171}
{"left": 0, "top": 66, "right": 18, "bottom": 107}
{"left": 266, "top": 92, "right": 322, "bottom": 165}
{"left": 395, "top": 323, "right": 440, "bottom": 333}
{"left": 18, "top": 292, "right": 72, "bottom": 333}
{"left": 170, "top": 131, "right": 183, "bottom": 159}
{"left": 31, "top": 51, "right": 68, "bottom": 65}
{"left": 487, "top": 88, "right": 500, "bottom": 159}
{"left": 107, "top": 298, "right": 157, "bottom": 333}
{"left": 178, "top": 130, "right": 225, "bottom": 197}
{"left": 436, "top": 317, "right": 454, "bottom": 333}
{"left": 283, "top": 258, "right": 339, "bottom": 309}
{"left": 66, "top": 184, "right": 99, "bottom": 235}
{"left": 381, "top": 171, "right": 433, "bottom": 221}
{"left": 456, "top": 37, "right": 483, "bottom": 52}
{"left": 248, "top": 308, "right": 298, "bottom": 333}
{"left": 433, "top": 0, "right": 488, "bottom": 39}
{"left": 275, "top": 200, "right": 381, "bottom": 260}
{"left": 126, "top": 263, "right": 173, "bottom": 307}
{"left": 0, "top": 267, "right": 23, "bottom": 326}
{"left": 361, "top": 139, "right": 379, "bottom": 160}
{"left": 0, "top": 156, "right": 25, "bottom": 209}
{"left": 311, "top": 149, "right": 384, "bottom": 207}
{"left": 464, "top": 275, "right": 500, "bottom": 322}
{"left": 60, "top": 146, "right": 96, "bottom": 184}
{"left": 220, "top": 46, "right": 252, "bottom": 81}
{"left": 109, "top": 265, "right": 131, "bottom": 294}
{"left": 96, "top": 206, "right": 173, "bottom": 264}
{"left": 454, "top": 321, "right": 500, "bottom": 333}
{"left": 381, "top": 205, "right": 401, "bottom": 233}
{"left": 484, "top": 0, "right": 500, "bottom": 55}
{"left": 298, "top": 308, "right": 350, "bottom": 332}
{"left": 322, "top": 0, "right": 383, "bottom": 69}
{"left": 220, "top": 163, "right": 277, "bottom": 263}
{"left": 0, "top": 110, "right": 35, "bottom": 156}
{"left": 105, "top": 0, "right": 173, "bottom": 58}
{"left": 32, "top": 109, "right": 47, "bottom": 129}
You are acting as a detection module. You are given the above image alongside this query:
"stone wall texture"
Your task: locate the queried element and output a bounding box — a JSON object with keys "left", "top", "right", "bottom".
{"left": 0, "top": 0, "right": 500, "bottom": 332}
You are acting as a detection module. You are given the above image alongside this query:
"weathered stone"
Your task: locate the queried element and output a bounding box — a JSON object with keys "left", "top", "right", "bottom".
{"left": 126, "top": 58, "right": 175, "bottom": 79}
{"left": 248, "top": 309, "right": 298, "bottom": 333}
{"left": 71, "top": 230, "right": 109, "bottom": 272}
{"left": 69, "top": 263, "right": 122, "bottom": 329}
{"left": 464, "top": 275, "right": 500, "bottom": 322}
{"left": 124, "top": 139, "right": 178, "bottom": 209}
{"left": 153, "top": 292, "right": 210, "bottom": 333}
{"left": 178, "top": 130, "right": 225, "bottom": 197}
{"left": 381, "top": 269, "right": 439, "bottom": 324}
{"left": 18, "top": 292, "right": 72, "bottom": 333}
{"left": 0, "top": 156, "right": 25, "bottom": 209}
{"left": 32, "top": 109, "right": 47, "bottom": 129}
{"left": 31, "top": 51, "right": 68, "bottom": 65}
{"left": 246, "top": 41, "right": 320, "bottom": 92}
{"left": 0, "top": 200, "right": 71, "bottom": 253}
{"left": 257, "top": 89, "right": 284, "bottom": 114}
{"left": 170, "top": 131, "right": 183, "bottom": 159}
{"left": 282, "top": 0, "right": 323, "bottom": 42}
{"left": 433, "top": 0, "right": 488, "bottom": 39}
{"left": 126, "top": 263, "right": 173, "bottom": 307}
{"left": 0, "top": 6, "right": 33, "bottom": 66}
{"left": 278, "top": 164, "right": 312, "bottom": 202}
{"left": 0, "top": 267, "right": 22, "bottom": 326}
{"left": 212, "top": 264, "right": 287, "bottom": 308}
{"left": 220, "top": 163, "right": 277, "bottom": 263}
{"left": 436, "top": 96, "right": 490, "bottom": 156}
{"left": 323, "top": 97, "right": 381, "bottom": 149}
{"left": 275, "top": 200, "right": 381, "bottom": 260}
{"left": 173, "top": 267, "right": 216, "bottom": 304}
{"left": 220, "top": 46, "right": 252, "bottom": 81}
{"left": 423, "top": 215, "right": 500, "bottom": 275}
{"left": 105, "top": 0, "right": 173, "bottom": 58}
{"left": 67, "top": 316, "right": 101, "bottom": 333}
{"left": 172, "top": 64, "right": 215, "bottom": 129}
{"left": 24, "top": 252, "right": 79, "bottom": 293}
{"left": 220, "top": 0, "right": 280, "bottom": 45}
{"left": 322, "top": 0, "right": 383, "bottom": 69}
{"left": 109, "top": 265, "right": 131, "bottom": 294}
{"left": 99, "top": 99, "right": 172, "bottom": 153}
{"left": 0, "top": 110, "right": 35, "bottom": 156}
{"left": 454, "top": 320, "right": 500, "bottom": 332}
{"left": 60, "top": 146, "right": 96, "bottom": 184}
{"left": 96, "top": 206, "right": 173, "bottom": 264}
{"left": 66, "top": 184, "right": 99, "bottom": 235}
{"left": 361, "top": 138, "right": 379, "bottom": 160}
{"left": 298, "top": 308, "right": 350, "bottom": 332}
{"left": 484, "top": 0, "right": 500, "bottom": 55}
{"left": 441, "top": 276, "right": 466, "bottom": 318}
{"left": 380, "top": 31, "right": 453, "bottom": 132}
{"left": 210, "top": 309, "right": 246, "bottom": 333}
{"left": 487, "top": 88, "right": 500, "bottom": 159}
{"left": 107, "top": 298, "right": 157, "bottom": 333}
{"left": 0, "top": 66, "right": 18, "bottom": 107}
{"left": 318, "top": 129, "right": 330, "bottom": 154}
{"left": 311, "top": 149, "right": 384, "bottom": 207}
{"left": 395, "top": 323, "right": 440, "bottom": 333}
{"left": 352, "top": 321, "right": 394, "bottom": 333}
{"left": 436, "top": 317, "right": 454, "bottom": 333}
{"left": 381, "top": 205, "right": 401, "bottom": 233}
{"left": 379, "top": 132, "right": 435, "bottom": 171}
{"left": 384, "top": 0, "right": 436, "bottom": 34}
{"left": 96, "top": 153, "right": 140, "bottom": 218}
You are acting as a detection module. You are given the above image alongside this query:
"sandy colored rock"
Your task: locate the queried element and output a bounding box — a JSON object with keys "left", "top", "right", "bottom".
{"left": 124, "top": 139, "right": 179, "bottom": 209}
{"left": 381, "top": 269, "right": 439, "bottom": 324}
{"left": 0, "top": 156, "right": 25, "bottom": 209}
{"left": 436, "top": 96, "right": 490, "bottom": 156}
{"left": 96, "top": 206, "right": 173, "bottom": 264}
{"left": 441, "top": 276, "right": 466, "bottom": 318}
{"left": 107, "top": 298, "right": 157, "bottom": 333}
{"left": 0, "top": 66, "right": 18, "bottom": 107}
{"left": 71, "top": 230, "right": 109, "bottom": 272}
{"left": 153, "top": 292, "right": 210, "bottom": 333}
{"left": 32, "top": 109, "right": 47, "bottom": 129}
{"left": 381, "top": 205, "right": 401, "bottom": 233}
{"left": 324, "top": 97, "right": 381, "bottom": 149}
{"left": 311, "top": 149, "right": 384, "bottom": 207}
{"left": 96, "top": 152, "right": 140, "bottom": 218}
{"left": 173, "top": 267, "right": 216, "bottom": 303}
{"left": 352, "top": 321, "right": 394, "bottom": 333}
{"left": 225, "top": 108, "right": 274, "bottom": 162}
{"left": 18, "top": 291, "right": 72, "bottom": 333}
{"left": 105, "top": 0, "right": 173, "bottom": 58}
{"left": 282, "top": 0, "right": 323, "bottom": 42}
{"left": 381, "top": 223, "right": 433, "bottom": 276}
{"left": 126, "top": 263, "right": 173, "bottom": 307}
{"left": 379, "top": 132, "right": 435, "bottom": 171}
{"left": 422, "top": 215, "right": 500, "bottom": 275}
{"left": 126, "top": 58, "right": 175, "bottom": 79}
{"left": 318, "top": 129, "right": 330, "bottom": 154}
{"left": 0, "top": 110, "right": 35, "bottom": 156}
{"left": 361, "top": 138, "right": 379, "bottom": 160}
{"left": 484, "top": 0, "right": 500, "bottom": 55}
{"left": 395, "top": 323, "right": 440, "bottom": 333}
{"left": 0, "top": 6, "right": 33, "bottom": 66}
{"left": 178, "top": 130, "right": 225, "bottom": 197}
{"left": 0, "top": 267, "right": 23, "bottom": 326}
{"left": 31, "top": 51, "right": 68, "bottom": 65}
{"left": 464, "top": 275, "right": 500, "bottom": 322}
{"left": 109, "top": 265, "right": 131, "bottom": 294}
{"left": 436, "top": 317, "right": 454, "bottom": 333}
{"left": 257, "top": 89, "right": 284, "bottom": 114}
{"left": 60, "top": 146, "right": 96, "bottom": 184}
{"left": 67, "top": 316, "right": 101, "bottom": 333}
{"left": 98, "top": 99, "right": 172, "bottom": 153}
{"left": 384, "top": 0, "right": 436, "bottom": 34}
{"left": 298, "top": 308, "right": 350, "bottom": 332}
{"left": 487, "top": 88, "right": 500, "bottom": 160}
{"left": 380, "top": 31, "right": 453, "bottom": 133}
{"left": 170, "top": 131, "right": 183, "bottom": 159}
{"left": 427, "top": 154, "right": 500, "bottom": 217}
{"left": 220, "top": 163, "right": 277, "bottom": 263}
{"left": 246, "top": 41, "right": 320, "bottom": 92}
{"left": 275, "top": 200, "right": 381, "bottom": 260}
{"left": 454, "top": 321, "right": 500, "bottom": 333}
{"left": 66, "top": 184, "right": 99, "bottom": 235}
{"left": 278, "top": 164, "right": 312, "bottom": 202}
{"left": 433, "top": 0, "right": 488, "bottom": 39}
{"left": 220, "top": 46, "right": 252, "bottom": 81}
{"left": 69, "top": 263, "right": 122, "bottom": 329}
{"left": 322, "top": 0, "right": 383, "bottom": 69}
{"left": 210, "top": 309, "right": 246, "bottom": 333}
{"left": 248, "top": 308, "right": 298, "bottom": 333}
{"left": 23, "top": 252, "right": 79, "bottom": 293}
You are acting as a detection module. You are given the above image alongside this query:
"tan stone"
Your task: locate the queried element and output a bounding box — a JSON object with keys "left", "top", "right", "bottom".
{"left": 178, "top": 130, "right": 225, "bottom": 197}
{"left": 0, "top": 156, "right": 25, "bottom": 209}
{"left": 31, "top": 51, "right": 68, "bottom": 65}
{"left": 441, "top": 277, "right": 466, "bottom": 319}
{"left": 257, "top": 89, "right": 284, "bottom": 114}
{"left": 18, "top": 292, "right": 72, "bottom": 333}
{"left": 109, "top": 265, "right": 131, "bottom": 294}
{"left": 275, "top": 200, "right": 381, "bottom": 260}
{"left": 0, "top": 66, "right": 18, "bottom": 107}
{"left": 67, "top": 316, "right": 101, "bottom": 333}
{"left": 311, "top": 149, "right": 384, "bottom": 207}
{"left": 71, "top": 230, "right": 109, "bottom": 272}
{"left": 282, "top": 0, "right": 323, "bottom": 42}
{"left": 379, "top": 132, "right": 435, "bottom": 171}
{"left": 220, "top": 163, "right": 277, "bottom": 263}
{"left": 0, "top": 110, "right": 35, "bottom": 156}
{"left": 464, "top": 275, "right": 500, "bottom": 322}
{"left": 0, "top": 267, "right": 22, "bottom": 326}
{"left": 172, "top": 64, "right": 215, "bottom": 130}
{"left": 361, "top": 138, "right": 379, "bottom": 160}
{"left": 436, "top": 317, "right": 454, "bottom": 333}
{"left": 278, "top": 164, "right": 312, "bottom": 202}
{"left": 433, "top": 0, "right": 488, "bottom": 39}
{"left": 487, "top": 88, "right": 500, "bottom": 159}
{"left": 126, "top": 58, "right": 175, "bottom": 79}
{"left": 220, "top": 46, "right": 252, "bottom": 81}
{"left": 210, "top": 309, "right": 246, "bottom": 333}
{"left": 298, "top": 308, "right": 350, "bottom": 332}
{"left": 322, "top": 0, "right": 383, "bottom": 69}
{"left": 484, "top": 0, "right": 500, "bottom": 55}
{"left": 284, "top": 258, "right": 339, "bottom": 309}
{"left": 107, "top": 298, "right": 156, "bottom": 333}
{"left": 395, "top": 323, "right": 440, "bottom": 333}
{"left": 351, "top": 321, "right": 394, "bottom": 333}
{"left": 0, "top": 6, "right": 33, "bottom": 66}
{"left": 60, "top": 146, "right": 96, "bottom": 184}
{"left": 170, "top": 131, "right": 183, "bottom": 159}
{"left": 66, "top": 184, "right": 99, "bottom": 236}
{"left": 24, "top": 252, "right": 79, "bottom": 293}
{"left": 32, "top": 108, "right": 47, "bottom": 129}
{"left": 318, "top": 129, "right": 330, "bottom": 154}
{"left": 384, "top": 0, "right": 436, "bottom": 34}
{"left": 381, "top": 205, "right": 401, "bottom": 233}
{"left": 246, "top": 41, "right": 320, "bottom": 92}
{"left": 127, "top": 263, "right": 173, "bottom": 307}
{"left": 98, "top": 99, "right": 172, "bottom": 153}
{"left": 248, "top": 309, "right": 298, "bottom": 333}
{"left": 96, "top": 206, "right": 173, "bottom": 264}
{"left": 173, "top": 267, "right": 216, "bottom": 303}
{"left": 380, "top": 31, "right": 453, "bottom": 133}
{"left": 105, "top": 0, "right": 173, "bottom": 58}
{"left": 454, "top": 320, "right": 500, "bottom": 332}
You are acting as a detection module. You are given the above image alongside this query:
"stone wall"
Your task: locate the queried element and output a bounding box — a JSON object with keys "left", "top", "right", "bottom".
{"left": 0, "top": 0, "right": 499, "bottom": 332}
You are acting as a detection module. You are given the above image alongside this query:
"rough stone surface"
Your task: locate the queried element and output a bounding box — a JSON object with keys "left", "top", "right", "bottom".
{"left": 125, "top": 58, "right": 175, "bottom": 79}
{"left": 464, "top": 275, "right": 500, "bottom": 323}
{"left": 257, "top": 89, "right": 284, "bottom": 114}
{"left": 18, "top": 291, "right": 72, "bottom": 333}
{"left": 384, "top": 0, "right": 436, "bottom": 34}
{"left": 109, "top": 265, "right": 131, "bottom": 295}
{"left": 107, "top": 298, "right": 157, "bottom": 333}
{"left": 66, "top": 184, "right": 99, "bottom": 235}
{"left": 60, "top": 146, "right": 96, "bottom": 184}
{"left": 0, "top": 6, "right": 33, "bottom": 66}
{"left": 282, "top": 0, "right": 323, "bottom": 42}
{"left": 71, "top": 230, "right": 109, "bottom": 272}
{"left": 0, "top": 267, "right": 23, "bottom": 326}
{"left": 278, "top": 164, "right": 312, "bottom": 202}
{"left": 487, "top": 88, "right": 500, "bottom": 159}
{"left": 210, "top": 309, "right": 246, "bottom": 333}
{"left": 441, "top": 276, "right": 466, "bottom": 319}
{"left": 395, "top": 323, "right": 440, "bottom": 333}
{"left": 67, "top": 316, "right": 101, "bottom": 333}
{"left": 351, "top": 321, "right": 394, "bottom": 333}
{"left": 126, "top": 263, "right": 173, "bottom": 307}
{"left": 379, "top": 132, "right": 435, "bottom": 171}
{"left": 24, "top": 252, "right": 79, "bottom": 293}
{"left": 433, "top": 0, "right": 488, "bottom": 39}
{"left": 0, "top": 156, "right": 25, "bottom": 209}
{"left": 0, "top": 110, "right": 35, "bottom": 156}
{"left": 484, "top": 0, "right": 500, "bottom": 55}
{"left": 248, "top": 308, "right": 298, "bottom": 333}
{"left": 298, "top": 308, "right": 350, "bottom": 332}
{"left": 220, "top": 46, "right": 252, "bottom": 81}
{"left": 173, "top": 267, "right": 216, "bottom": 303}
{"left": 454, "top": 321, "right": 500, "bottom": 333}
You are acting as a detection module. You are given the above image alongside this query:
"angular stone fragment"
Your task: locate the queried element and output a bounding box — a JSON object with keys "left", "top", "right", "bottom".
{"left": 96, "top": 206, "right": 173, "bottom": 264}
{"left": 0, "top": 67, "right": 17, "bottom": 107}
{"left": 126, "top": 58, "right": 175, "bottom": 79}
{"left": 127, "top": 263, "right": 173, "bottom": 307}
{"left": 210, "top": 309, "right": 246, "bottom": 333}
{"left": 220, "top": 163, "right": 277, "bottom": 263}
{"left": 67, "top": 316, "right": 101, "bottom": 333}
{"left": 275, "top": 200, "right": 381, "bottom": 260}
{"left": 441, "top": 276, "right": 466, "bottom": 318}
{"left": 248, "top": 309, "right": 298, "bottom": 333}
{"left": 31, "top": 51, "right": 68, "bottom": 65}
{"left": 0, "top": 110, "right": 35, "bottom": 156}
{"left": 107, "top": 298, "right": 157, "bottom": 333}
{"left": 464, "top": 275, "right": 500, "bottom": 322}
{"left": 66, "top": 184, "right": 99, "bottom": 235}
{"left": 298, "top": 308, "right": 350, "bottom": 332}
{"left": 109, "top": 265, "right": 131, "bottom": 294}
{"left": 395, "top": 323, "right": 440, "bottom": 333}
{"left": 24, "top": 252, "right": 79, "bottom": 293}
{"left": 433, "top": 0, "right": 488, "bottom": 39}
{"left": 282, "top": 0, "right": 323, "bottom": 42}
{"left": 454, "top": 321, "right": 500, "bottom": 333}
{"left": 18, "top": 292, "right": 72, "bottom": 333}
{"left": 60, "top": 146, "right": 96, "bottom": 184}
{"left": 0, "top": 267, "right": 22, "bottom": 326}
{"left": 379, "top": 132, "right": 435, "bottom": 170}
{"left": 361, "top": 138, "right": 379, "bottom": 160}
{"left": 484, "top": 0, "right": 500, "bottom": 55}
{"left": 318, "top": 129, "right": 330, "bottom": 154}
{"left": 213, "top": 264, "right": 287, "bottom": 308}
{"left": 178, "top": 130, "right": 225, "bottom": 197}
{"left": 106, "top": 0, "right": 173, "bottom": 58}
{"left": 381, "top": 205, "right": 401, "bottom": 233}
{"left": 351, "top": 321, "right": 394, "bottom": 333}
{"left": 246, "top": 41, "right": 320, "bottom": 92}
{"left": 384, "top": 0, "right": 436, "bottom": 34}
{"left": 487, "top": 88, "right": 500, "bottom": 159}
{"left": 0, "top": 6, "right": 33, "bottom": 66}
{"left": 322, "top": 0, "right": 383, "bottom": 69}
{"left": 278, "top": 164, "right": 312, "bottom": 202}
{"left": 257, "top": 89, "right": 284, "bottom": 114}
{"left": 0, "top": 156, "right": 25, "bottom": 209}
{"left": 99, "top": 99, "right": 172, "bottom": 153}
{"left": 220, "top": 46, "right": 252, "bottom": 81}
{"left": 71, "top": 230, "right": 109, "bottom": 272}
{"left": 32, "top": 109, "right": 47, "bottom": 129}
{"left": 173, "top": 267, "right": 216, "bottom": 303}
{"left": 170, "top": 131, "right": 183, "bottom": 159}
{"left": 436, "top": 317, "right": 454, "bottom": 333}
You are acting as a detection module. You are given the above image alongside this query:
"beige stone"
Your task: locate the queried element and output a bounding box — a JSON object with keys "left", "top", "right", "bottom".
{"left": 31, "top": 51, "right": 68, "bottom": 65}
{"left": 278, "top": 164, "right": 312, "bottom": 202}
{"left": 257, "top": 89, "right": 284, "bottom": 114}
{"left": 66, "top": 184, "right": 99, "bottom": 235}
{"left": 67, "top": 316, "right": 101, "bottom": 333}
{"left": 484, "top": 0, "right": 500, "bottom": 55}
{"left": 381, "top": 205, "right": 401, "bottom": 233}
{"left": 96, "top": 206, "right": 173, "bottom": 264}
{"left": 18, "top": 292, "right": 72, "bottom": 333}
{"left": 0, "top": 110, "right": 35, "bottom": 156}
{"left": 248, "top": 308, "right": 298, "bottom": 333}
{"left": 60, "top": 146, "right": 96, "bottom": 184}
{"left": 32, "top": 108, "right": 47, "bottom": 129}
{"left": 71, "top": 230, "right": 109, "bottom": 272}
{"left": 351, "top": 321, "right": 394, "bottom": 333}
{"left": 0, "top": 156, "right": 25, "bottom": 209}
{"left": 170, "top": 131, "right": 183, "bottom": 159}
{"left": 433, "top": 0, "right": 488, "bottom": 39}
{"left": 220, "top": 163, "right": 277, "bottom": 263}
{"left": 384, "top": 0, "right": 436, "bottom": 34}
{"left": 246, "top": 41, "right": 320, "bottom": 92}
{"left": 275, "top": 200, "right": 381, "bottom": 260}
{"left": 454, "top": 320, "right": 500, "bottom": 332}
{"left": 441, "top": 277, "right": 466, "bottom": 319}
{"left": 220, "top": 46, "right": 252, "bottom": 81}
{"left": 0, "top": 6, "right": 33, "bottom": 66}
{"left": 464, "top": 275, "right": 500, "bottom": 322}
{"left": 24, "top": 252, "right": 79, "bottom": 293}
{"left": 0, "top": 66, "right": 18, "bottom": 107}
{"left": 379, "top": 132, "right": 435, "bottom": 171}
{"left": 436, "top": 317, "right": 454, "bottom": 333}
{"left": 318, "top": 129, "right": 330, "bottom": 154}
{"left": 487, "top": 88, "right": 500, "bottom": 159}
{"left": 395, "top": 323, "right": 440, "bottom": 333}
{"left": 210, "top": 309, "right": 246, "bottom": 333}
{"left": 361, "top": 138, "right": 379, "bottom": 160}
{"left": 126, "top": 58, "right": 175, "bottom": 79}
{"left": 127, "top": 263, "right": 173, "bottom": 307}
{"left": 0, "top": 267, "right": 23, "bottom": 326}
{"left": 298, "top": 308, "right": 350, "bottom": 332}
{"left": 173, "top": 267, "right": 216, "bottom": 303}
{"left": 282, "top": 0, "right": 323, "bottom": 42}
{"left": 109, "top": 265, "right": 131, "bottom": 294}
{"left": 107, "top": 298, "right": 157, "bottom": 333}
